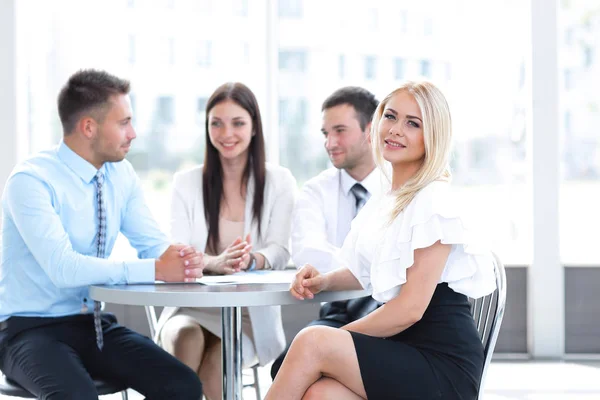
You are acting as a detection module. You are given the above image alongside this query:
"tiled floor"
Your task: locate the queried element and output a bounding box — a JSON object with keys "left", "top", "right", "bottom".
{"left": 3, "top": 361, "right": 600, "bottom": 399}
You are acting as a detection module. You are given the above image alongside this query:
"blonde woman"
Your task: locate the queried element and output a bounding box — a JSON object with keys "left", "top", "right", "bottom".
{"left": 266, "top": 81, "right": 496, "bottom": 400}
{"left": 157, "top": 82, "right": 296, "bottom": 400}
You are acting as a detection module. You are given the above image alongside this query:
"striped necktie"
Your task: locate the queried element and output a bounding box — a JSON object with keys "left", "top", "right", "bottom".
{"left": 350, "top": 183, "right": 370, "bottom": 217}
{"left": 93, "top": 170, "right": 106, "bottom": 350}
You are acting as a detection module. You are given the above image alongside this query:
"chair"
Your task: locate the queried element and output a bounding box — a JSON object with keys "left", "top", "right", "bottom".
{"left": 145, "top": 306, "right": 262, "bottom": 400}
{"left": 470, "top": 252, "right": 507, "bottom": 400}
{"left": 0, "top": 371, "right": 129, "bottom": 399}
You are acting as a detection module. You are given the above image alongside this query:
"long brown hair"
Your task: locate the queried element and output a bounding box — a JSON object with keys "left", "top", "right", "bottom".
{"left": 202, "top": 82, "right": 266, "bottom": 253}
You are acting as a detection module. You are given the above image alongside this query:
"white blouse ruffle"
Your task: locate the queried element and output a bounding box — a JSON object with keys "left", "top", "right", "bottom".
{"left": 339, "top": 181, "right": 496, "bottom": 303}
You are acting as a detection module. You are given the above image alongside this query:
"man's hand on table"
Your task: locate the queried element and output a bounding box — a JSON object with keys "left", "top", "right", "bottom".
{"left": 155, "top": 244, "right": 205, "bottom": 282}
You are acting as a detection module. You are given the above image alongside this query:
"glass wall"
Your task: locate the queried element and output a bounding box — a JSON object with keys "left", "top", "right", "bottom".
{"left": 18, "top": 0, "right": 269, "bottom": 256}
{"left": 7, "top": 0, "right": 600, "bottom": 357}
{"left": 18, "top": 0, "right": 530, "bottom": 264}
{"left": 276, "top": 0, "right": 531, "bottom": 264}
{"left": 559, "top": 0, "right": 600, "bottom": 265}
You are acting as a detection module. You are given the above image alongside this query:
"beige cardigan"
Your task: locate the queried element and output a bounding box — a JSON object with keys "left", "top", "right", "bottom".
{"left": 156, "top": 163, "right": 297, "bottom": 365}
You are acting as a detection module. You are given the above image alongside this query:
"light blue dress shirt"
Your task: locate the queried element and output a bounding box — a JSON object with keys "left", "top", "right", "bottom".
{"left": 0, "top": 142, "right": 169, "bottom": 322}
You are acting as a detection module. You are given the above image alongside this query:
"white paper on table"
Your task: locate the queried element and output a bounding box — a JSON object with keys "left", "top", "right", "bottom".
{"left": 196, "top": 270, "right": 296, "bottom": 286}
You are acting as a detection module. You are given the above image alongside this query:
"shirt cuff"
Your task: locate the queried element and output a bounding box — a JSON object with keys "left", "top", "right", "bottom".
{"left": 255, "top": 249, "right": 276, "bottom": 270}
{"left": 124, "top": 259, "right": 156, "bottom": 284}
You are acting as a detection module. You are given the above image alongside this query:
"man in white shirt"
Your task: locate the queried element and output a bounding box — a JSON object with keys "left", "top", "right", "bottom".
{"left": 271, "top": 86, "right": 383, "bottom": 379}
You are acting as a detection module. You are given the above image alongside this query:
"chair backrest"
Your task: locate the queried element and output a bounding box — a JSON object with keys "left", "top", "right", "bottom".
{"left": 470, "top": 252, "right": 507, "bottom": 399}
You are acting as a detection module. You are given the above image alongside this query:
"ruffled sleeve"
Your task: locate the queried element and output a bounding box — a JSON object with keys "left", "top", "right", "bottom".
{"left": 369, "top": 181, "right": 496, "bottom": 303}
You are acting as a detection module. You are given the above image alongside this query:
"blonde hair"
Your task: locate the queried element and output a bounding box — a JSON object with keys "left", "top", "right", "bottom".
{"left": 371, "top": 81, "right": 452, "bottom": 220}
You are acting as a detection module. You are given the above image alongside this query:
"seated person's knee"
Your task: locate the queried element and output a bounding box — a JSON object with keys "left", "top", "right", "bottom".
{"left": 302, "top": 381, "right": 327, "bottom": 400}
{"left": 163, "top": 364, "right": 203, "bottom": 399}
{"left": 161, "top": 316, "right": 204, "bottom": 350}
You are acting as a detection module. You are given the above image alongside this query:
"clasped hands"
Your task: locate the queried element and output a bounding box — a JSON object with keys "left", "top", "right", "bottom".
{"left": 203, "top": 234, "right": 253, "bottom": 275}
{"left": 155, "top": 235, "right": 255, "bottom": 282}
{"left": 155, "top": 244, "right": 205, "bottom": 283}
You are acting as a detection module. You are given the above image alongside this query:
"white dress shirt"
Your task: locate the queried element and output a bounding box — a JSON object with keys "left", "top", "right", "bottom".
{"left": 291, "top": 167, "right": 386, "bottom": 273}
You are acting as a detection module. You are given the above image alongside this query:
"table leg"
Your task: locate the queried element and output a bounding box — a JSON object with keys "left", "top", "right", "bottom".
{"left": 221, "top": 306, "right": 242, "bottom": 400}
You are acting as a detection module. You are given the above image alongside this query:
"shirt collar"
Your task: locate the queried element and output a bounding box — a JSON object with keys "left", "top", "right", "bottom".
{"left": 340, "top": 168, "right": 358, "bottom": 197}
{"left": 340, "top": 167, "right": 382, "bottom": 197}
{"left": 57, "top": 141, "right": 105, "bottom": 184}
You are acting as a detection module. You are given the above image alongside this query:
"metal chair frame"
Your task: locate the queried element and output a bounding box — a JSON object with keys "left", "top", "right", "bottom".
{"left": 470, "top": 252, "right": 507, "bottom": 399}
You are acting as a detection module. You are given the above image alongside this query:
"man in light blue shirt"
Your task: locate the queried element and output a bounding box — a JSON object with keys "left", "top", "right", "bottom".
{"left": 0, "top": 69, "right": 203, "bottom": 399}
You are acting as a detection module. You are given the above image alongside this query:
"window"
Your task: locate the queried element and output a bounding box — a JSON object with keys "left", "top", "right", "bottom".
{"left": 233, "top": 0, "right": 248, "bottom": 16}
{"left": 130, "top": 94, "right": 137, "bottom": 124}
{"left": 153, "top": 37, "right": 176, "bottom": 65}
{"left": 275, "top": 0, "right": 531, "bottom": 264}
{"left": 367, "top": 8, "right": 378, "bottom": 31}
{"left": 128, "top": 35, "right": 136, "bottom": 64}
{"left": 278, "top": 98, "right": 327, "bottom": 185}
{"left": 583, "top": 45, "right": 594, "bottom": 68}
{"left": 560, "top": 1, "right": 600, "bottom": 264}
{"left": 364, "top": 56, "right": 376, "bottom": 80}
{"left": 279, "top": 50, "right": 307, "bottom": 72}
{"left": 193, "top": 97, "right": 209, "bottom": 163}
{"left": 424, "top": 16, "right": 433, "bottom": 36}
{"left": 168, "top": 38, "right": 175, "bottom": 65}
{"left": 15, "top": 0, "right": 531, "bottom": 267}
{"left": 15, "top": 0, "right": 268, "bottom": 245}
{"left": 197, "top": 41, "right": 212, "bottom": 66}
{"left": 394, "top": 58, "right": 405, "bottom": 80}
{"left": 420, "top": 59, "right": 431, "bottom": 78}
{"left": 196, "top": 97, "right": 208, "bottom": 126}
{"left": 399, "top": 10, "right": 408, "bottom": 33}
{"left": 279, "top": 0, "right": 302, "bottom": 18}
{"left": 445, "top": 61, "right": 452, "bottom": 80}
{"left": 156, "top": 96, "right": 175, "bottom": 125}
{"left": 242, "top": 42, "right": 250, "bottom": 65}
{"left": 192, "top": 0, "right": 212, "bottom": 13}
{"left": 11, "top": 0, "right": 599, "bottom": 359}
{"left": 564, "top": 69, "right": 573, "bottom": 90}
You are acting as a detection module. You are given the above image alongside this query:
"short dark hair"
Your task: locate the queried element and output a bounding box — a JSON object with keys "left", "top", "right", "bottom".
{"left": 57, "top": 69, "right": 130, "bottom": 135}
{"left": 321, "top": 86, "right": 379, "bottom": 131}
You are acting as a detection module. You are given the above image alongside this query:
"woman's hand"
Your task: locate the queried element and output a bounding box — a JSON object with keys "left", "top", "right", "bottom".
{"left": 290, "top": 264, "right": 328, "bottom": 300}
{"left": 238, "top": 234, "right": 254, "bottom": 271}
{"left": 205, "top": 237, "right": 252, "bottom": 275}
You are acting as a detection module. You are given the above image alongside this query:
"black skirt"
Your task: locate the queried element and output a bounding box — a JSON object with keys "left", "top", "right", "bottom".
{"left": 350, "top": 283, "right": 483, "bottom": 400}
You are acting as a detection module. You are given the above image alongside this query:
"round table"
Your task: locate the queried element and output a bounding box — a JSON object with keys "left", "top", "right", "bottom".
{"left": 90, "top": 279, "right": 370, "bottom": 400}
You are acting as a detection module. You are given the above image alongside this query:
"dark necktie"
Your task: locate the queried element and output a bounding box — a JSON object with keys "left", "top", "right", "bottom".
{"left": 350, "top": 183, "right": 370, "bottom": 217}
{"left": 93, "top": 171, "right": 106, "bottom": 350}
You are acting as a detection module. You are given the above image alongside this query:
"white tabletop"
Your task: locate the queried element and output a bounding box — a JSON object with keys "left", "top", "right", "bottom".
{"left": 89, "top": 282, "right": 371, "bottom": 308}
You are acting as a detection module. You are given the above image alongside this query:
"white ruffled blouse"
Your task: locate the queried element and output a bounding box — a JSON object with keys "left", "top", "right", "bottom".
{"left": 339, "top": 180, "right": 496, "bottom": 303}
